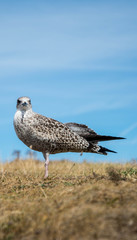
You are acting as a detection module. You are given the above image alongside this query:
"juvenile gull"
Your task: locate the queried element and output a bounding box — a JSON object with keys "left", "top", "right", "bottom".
{"left": 14, "top": 97, "right": 124, "bottom": 178}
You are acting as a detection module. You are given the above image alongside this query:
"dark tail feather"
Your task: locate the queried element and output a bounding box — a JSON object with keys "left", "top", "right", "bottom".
{"left": 86, "top": 135, "right": 125, "bottom": 142}
{"left": 98, "top": 146, "right": 117, "bottom": 155}
{"left": 85, "top": 143, "right": 117, "bottom": 155}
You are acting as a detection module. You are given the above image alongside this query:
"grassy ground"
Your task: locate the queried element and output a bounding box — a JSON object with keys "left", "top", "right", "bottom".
{"left": 0, "top": 159, "right": 137, "bottom": 240}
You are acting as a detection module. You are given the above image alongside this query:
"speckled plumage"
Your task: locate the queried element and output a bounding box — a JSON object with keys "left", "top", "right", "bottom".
{"left": 14, "top": 109, "right": 89, "bottom": 154}
{"left": 14, "top": 97, "right": 124, "bottom": 178}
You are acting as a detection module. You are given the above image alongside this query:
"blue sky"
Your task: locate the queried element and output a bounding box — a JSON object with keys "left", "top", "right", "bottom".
{"left": 0, "top": 0, "right": 137, "bottom": 162}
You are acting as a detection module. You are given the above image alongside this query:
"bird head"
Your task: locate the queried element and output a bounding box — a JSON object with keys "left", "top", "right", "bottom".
{"left": 16, "top": 97, "right": 32, "bottom": 111}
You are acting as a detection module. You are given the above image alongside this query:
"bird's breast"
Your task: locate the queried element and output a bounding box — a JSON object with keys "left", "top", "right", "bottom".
{"left": 14, "top": 110, "right": 33, "bottom": 142}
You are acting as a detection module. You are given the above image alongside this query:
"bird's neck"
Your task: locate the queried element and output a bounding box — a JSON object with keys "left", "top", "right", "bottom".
{"left": 16, "top": 108, "right": 33, "bottom": 120}
{"left": 17, "top": 108, "right": 33, "bottom": 114}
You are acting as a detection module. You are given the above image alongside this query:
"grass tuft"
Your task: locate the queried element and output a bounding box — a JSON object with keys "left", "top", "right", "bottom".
{"left": 106, "top": 166, "right": 123, "bottom": 181}
{"left": 0, "top": 159, "right": 137, "bottom": 240}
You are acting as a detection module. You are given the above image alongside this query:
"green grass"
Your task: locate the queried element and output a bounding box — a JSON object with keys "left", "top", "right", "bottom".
{"left": 0, "top": 159, "right": 137, "bottom": 240}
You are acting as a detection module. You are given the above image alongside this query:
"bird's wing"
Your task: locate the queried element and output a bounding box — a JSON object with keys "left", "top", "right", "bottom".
{"left": 65, "top": 122, "right": 125, "bottom": 142}
{"left": 29, "top": 114, "right": 89, "bottom": 148}
{"left": 65, "top": 122, "right": 97, "bottom": 138}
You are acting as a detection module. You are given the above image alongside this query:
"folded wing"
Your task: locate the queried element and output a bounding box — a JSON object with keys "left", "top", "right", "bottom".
{"left": 65, "top": 122, "right": 125, "bottom": 142}
{"left": 65, "top": 122, "right": 125, "bottom": 155}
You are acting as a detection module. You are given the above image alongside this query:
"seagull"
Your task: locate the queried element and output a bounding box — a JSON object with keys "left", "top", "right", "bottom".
{"left": 14, "top": 97, "right": 124, "bottom": 178}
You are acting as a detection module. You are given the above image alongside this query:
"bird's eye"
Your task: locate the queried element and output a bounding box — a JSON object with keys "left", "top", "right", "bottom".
{"left": 17, "top": 99, "right": 21, "bottom": 104}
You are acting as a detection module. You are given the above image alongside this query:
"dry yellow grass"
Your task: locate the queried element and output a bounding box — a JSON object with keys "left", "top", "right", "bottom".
{"left": 0, "top": 159, "right": 137, "bottom": 240}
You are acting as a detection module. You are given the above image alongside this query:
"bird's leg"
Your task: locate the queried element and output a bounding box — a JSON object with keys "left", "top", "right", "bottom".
{"left": 43, "top": 152, "right": 49, "bottom": 179}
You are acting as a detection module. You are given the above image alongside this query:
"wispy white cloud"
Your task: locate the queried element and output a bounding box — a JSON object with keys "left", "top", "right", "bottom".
{"left": 121, "top": 122, "right": 137, "bottom": 136}
{"left": 57, "top": 101, "right": 124, "bottom": 117}
{"left": 0, "top": 2, "right": 137, "bottom": 73}
{"left": 0, "top": 1, "right": 137, "bottom": 161}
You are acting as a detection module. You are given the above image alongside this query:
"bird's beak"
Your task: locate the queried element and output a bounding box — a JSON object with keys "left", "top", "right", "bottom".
{"left": 22, "top": 102, "right": 27, "bottom": 106}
